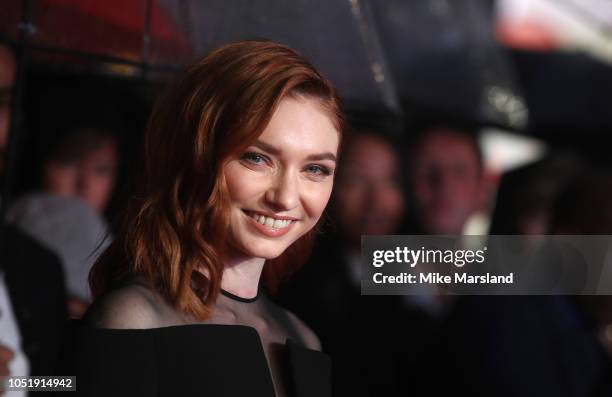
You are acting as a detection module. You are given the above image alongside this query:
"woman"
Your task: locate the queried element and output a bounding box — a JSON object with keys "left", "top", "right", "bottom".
{"left": 68, "top": 40, "right": 344, "bottom": 397}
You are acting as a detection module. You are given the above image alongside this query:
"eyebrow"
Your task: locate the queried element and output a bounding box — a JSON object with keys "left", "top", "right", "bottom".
{"left": 253, "top": 139, "right": 337, "bottom": 163}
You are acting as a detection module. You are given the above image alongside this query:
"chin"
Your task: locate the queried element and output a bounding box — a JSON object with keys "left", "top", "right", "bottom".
{"left": 246, "top": 248, "right": 287, "bottom": 260}
{"left": 238, "top": 238, "right": 292, "bottom": 260}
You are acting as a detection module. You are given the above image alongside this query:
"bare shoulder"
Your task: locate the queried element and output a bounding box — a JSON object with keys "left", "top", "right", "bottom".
{"left": 283, "top": 308, "right": 322, "bottom": 351}
{"left": 85, "top": 283, "right": 164, "bottom": 329}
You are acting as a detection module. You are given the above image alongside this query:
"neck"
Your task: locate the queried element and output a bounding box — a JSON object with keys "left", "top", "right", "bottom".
{"left": 221, "top": 254, "right": 265, "bottom": 300}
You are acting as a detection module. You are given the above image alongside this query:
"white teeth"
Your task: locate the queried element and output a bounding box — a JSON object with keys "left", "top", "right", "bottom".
{"left": 247, "top": 211, "right": 292, "bottom": 229}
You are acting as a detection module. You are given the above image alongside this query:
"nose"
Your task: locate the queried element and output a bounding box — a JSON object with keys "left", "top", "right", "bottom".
{"left": 76, "top": 168, "right": 91, "bottom": 193}
{"left": 428, "top": 168, "right": 452, "bottom": 194}
{"left": 264, "top": 168, "right": 299, "bottom": 211}
{"left": 76, "top": 172, "right": 87, "bottom": 193}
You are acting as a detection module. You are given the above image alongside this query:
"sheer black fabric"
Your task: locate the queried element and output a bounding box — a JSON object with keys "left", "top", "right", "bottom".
{"left": 62, "top": 281, "right": 331, "bottom": 397}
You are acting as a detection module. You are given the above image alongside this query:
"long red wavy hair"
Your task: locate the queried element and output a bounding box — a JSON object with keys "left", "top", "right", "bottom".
{"left": 89, "top": 40, "right": 344, "bottom": 320}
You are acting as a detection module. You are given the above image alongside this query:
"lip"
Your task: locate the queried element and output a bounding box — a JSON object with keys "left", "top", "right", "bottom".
{"left": 243, "top": 209, "right": 298, "bottom": 238}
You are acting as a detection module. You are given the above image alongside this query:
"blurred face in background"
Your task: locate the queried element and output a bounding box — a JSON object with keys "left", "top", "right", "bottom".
{"left": 411, "top": 128, "right": 483, "bottom": 234}
{"left": 0, "top": 44, "right": 16, "bottom": 173}
{"left": 333, "top": 133, "right": 405, "bottom": 247}
{"left": 44, "top": 134, "right": 118, "bottom": 213}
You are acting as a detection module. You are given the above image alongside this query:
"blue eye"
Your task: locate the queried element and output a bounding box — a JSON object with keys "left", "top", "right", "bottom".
{"left": 306, "top": 164, "right": 332, "bottom": 176}
{"left": 241, "top": 152, "right": 267, "bottom": 165}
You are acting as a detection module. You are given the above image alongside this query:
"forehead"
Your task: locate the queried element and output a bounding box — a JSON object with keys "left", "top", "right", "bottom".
{"left": 417, "top": 130, "right": 479, "bottom": 163}
{"left": 344, "top": 135, "right": 398, "bottom": 169}
{"left": 258, "top": 96, "right": 339, "bottom": 155}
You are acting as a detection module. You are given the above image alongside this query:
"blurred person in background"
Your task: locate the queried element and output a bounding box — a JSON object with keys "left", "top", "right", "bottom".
{"left": 401, "top": 119, "right": 486, "bottom": 316}
{"left": 40, "top": 114, "right": 120, "bottom": 216}
{"left": 439, "top": 170, "right": 612, "bottom": 397}
{"left": 38, "top": 94, "right": 124, "bottom": 215}
{"left": 489, "top": 153, "right": 583, "bottom": 235}
{"left": 7, "top": 194, "right": 111, "bottom": 318}
{"left": 281, "top": 129, "right": 439, "bottom": 396}
{"left": 7, "top": 91, "right": 123, "bottom": 318}
{"left": 332, "top": 130, "right": 406, "bottom": 248}
{"left": 406, "top": 120, "right": 485, "bottom": 235}
{"left": 0, "top": 42, "right": 68, "bottom": 393}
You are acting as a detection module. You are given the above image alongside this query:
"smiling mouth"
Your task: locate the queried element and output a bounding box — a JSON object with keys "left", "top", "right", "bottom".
{"left": 243, "top": 210, "right": 297, "bottom": 230}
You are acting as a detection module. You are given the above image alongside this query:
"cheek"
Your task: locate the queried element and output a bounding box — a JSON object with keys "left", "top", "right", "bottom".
{"left": 413, "top": 180, "right": 432, "bottom": 202}
{"left": 341, "top": 184, "right": 365, "bottom": 203}
{"left": 45, "top": 166, "right": 77, "bottom": 193}
{"left": 85, "top": 175, "right": 115, "bottom": 197}
{"left": 224, "top": 162, "right": 266, "bottom": 203}
{"left": 453, "top": 181, "right": 480, "bottom": 204}
{"left": 301, "top": 181, "right": 333, "bottom": 222}
{"left": 386, "top": 189, "right": 406, "bottom": 217}
{"left": 334, "top": 186, "right": 364, "bottom": 219}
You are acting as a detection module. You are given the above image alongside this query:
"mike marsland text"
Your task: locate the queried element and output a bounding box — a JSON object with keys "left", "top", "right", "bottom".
{"left": 372, "top": 272, "right": 514, "bottom": 284}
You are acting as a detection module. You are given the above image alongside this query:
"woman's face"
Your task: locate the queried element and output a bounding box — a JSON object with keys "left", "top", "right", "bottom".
{"left": 223, "top": 96, "right": 339, "bottom": 260}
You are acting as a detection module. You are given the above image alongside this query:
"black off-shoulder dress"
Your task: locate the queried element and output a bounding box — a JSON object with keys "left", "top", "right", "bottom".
{"left": 62, "top": 320, "right": 331, "bottom": 397}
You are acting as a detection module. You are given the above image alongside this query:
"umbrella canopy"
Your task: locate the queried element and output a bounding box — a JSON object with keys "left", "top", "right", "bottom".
{"left": 2, "top": 0, "right": 523, "bottom": 125}
{"left": 2, "top": 0, "right": 611, "bottom": 132}
{"left": 1, "top": 0, "right": 192, "bottom": 64}
{"left": 162, "top": 0, "right": 402, "bottom": 113}
{"left": 158, "top": 0, "right": 531, "bottom": 128}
